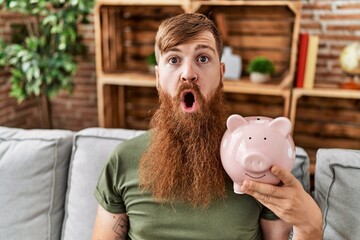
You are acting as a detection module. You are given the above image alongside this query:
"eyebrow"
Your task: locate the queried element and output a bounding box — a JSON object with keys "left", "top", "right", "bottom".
{"left": 167, "top": 47, "right": 181, "bottom": 53}
{"left": 195, "top": 44, "right": 216, "bottom": 54}
{"left": 166, "top": 44, "right": 216, "bottom": 54}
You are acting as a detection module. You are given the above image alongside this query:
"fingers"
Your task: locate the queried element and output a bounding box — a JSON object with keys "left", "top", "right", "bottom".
{"left": 240, "top": 180, "right": 290, "bottom": 214}
{"left": 271, "top": 165, "right": 296, "bottom": 186}
{"left": 241, "top": 180, "right": 280, "bottom": 201}
{"left": 239, "top": 166, "right": 296, "bottom": 202}
{"left": 240, "top": 166, "right": 312, "bottom": 226}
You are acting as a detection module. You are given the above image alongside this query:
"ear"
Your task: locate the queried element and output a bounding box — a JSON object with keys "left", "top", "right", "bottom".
{"left": 220, "top": 62, "right": 225, "bottom": 83}
{"left": 155, "top": 65, "right": 159, "bottom": 90}
{"left": 226, "top": 114, "right": 247, "bottom": 133}
{"left": 269, "top": 117, "right": 292, "bottom": 137}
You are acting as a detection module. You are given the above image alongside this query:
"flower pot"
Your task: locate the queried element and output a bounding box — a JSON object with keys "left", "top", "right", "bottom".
{"left": 250, "top": 72, "right": 270, "bottom": 83}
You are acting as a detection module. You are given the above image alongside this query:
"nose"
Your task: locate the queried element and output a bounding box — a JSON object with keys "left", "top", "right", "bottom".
{"left": 242, "top": 152, "right": 270, "bottom": 173}
{"left": 181, "top": 62, "right": 198, "bottom": 82}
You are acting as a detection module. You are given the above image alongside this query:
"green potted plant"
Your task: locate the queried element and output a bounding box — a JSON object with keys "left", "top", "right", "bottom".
{"left": 247, "top": 56, "right": 275, "bottom": 83}
{"left": 0, "top": 0, "right": 93, "bottom": 128}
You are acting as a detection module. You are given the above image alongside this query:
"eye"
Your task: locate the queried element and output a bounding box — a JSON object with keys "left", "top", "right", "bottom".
{"left": 198, "top": 55, "right": 209, "bottom": 63}
{"left": 168, "top": 56, "right": 180, "bottom": 64}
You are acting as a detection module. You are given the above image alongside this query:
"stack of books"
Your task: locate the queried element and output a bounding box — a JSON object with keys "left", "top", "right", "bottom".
{"left": 295, "top": 32, "right": 320, "bottom": 89}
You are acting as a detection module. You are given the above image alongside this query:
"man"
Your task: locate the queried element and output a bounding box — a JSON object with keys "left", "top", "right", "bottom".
{"left": 93, "top": 13, "right": 322, "bottom": 240}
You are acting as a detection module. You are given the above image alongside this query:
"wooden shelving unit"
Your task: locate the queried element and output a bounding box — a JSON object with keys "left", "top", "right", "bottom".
{"left": 94, "top": 0, "right": 302, "bottom": 128}
{"left": 94, "top": 0, "right": 359, "bottom": 183}
{"left": 290, "top": 87, "right": 360, "bottom": 175}
{"left": 290, "top": 87, "right": 360, "bottom": 127}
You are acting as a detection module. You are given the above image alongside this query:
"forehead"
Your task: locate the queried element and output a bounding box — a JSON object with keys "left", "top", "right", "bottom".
{"left": 163, "top": 31, "right": 219, "bottom": 55}
{"left": 190, "top": 31, "right": 217, "bottom": 46}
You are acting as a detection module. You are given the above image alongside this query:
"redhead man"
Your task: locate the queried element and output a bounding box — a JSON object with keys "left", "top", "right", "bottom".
{"left": 93, "top": 13, "right": 322, "bottom": 240}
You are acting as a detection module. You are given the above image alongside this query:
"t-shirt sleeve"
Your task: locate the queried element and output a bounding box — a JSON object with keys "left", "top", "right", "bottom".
{"left": 260, "top": 206, "right": 279, "bottom": 220}
{"left": 94, "top": 148, "right": 126, "bottom": 214}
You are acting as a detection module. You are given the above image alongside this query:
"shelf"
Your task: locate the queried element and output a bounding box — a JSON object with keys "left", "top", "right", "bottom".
{"left": 224, "top": 79, "right": 290, "bottom": 96}
{"left": 192, "top": 0, "right": 302, "bottom": 9}
{"left": 98, "top": 72, "right": 292, "bottom": 95}
{"left": 290, "top": 88, "right": 360, "bottom": 129}
{"left": 98, "top": 73, "right": 155, "bottom": 87}
{"left": 97, "top": 72, "right": 293, "bottom": 120}
{"left": 292, "top": 87, "right": 360, "bottom": 99}
{"left": 290, "top": 87, "right": 360, "bottom": 180}
{"left": 95, "top": 0, "right": 189, "bottom": 6}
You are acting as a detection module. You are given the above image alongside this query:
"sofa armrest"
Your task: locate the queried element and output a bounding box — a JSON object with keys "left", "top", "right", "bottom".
{"left": 292, "top": 147, "right": 311, "bottom": 193}
{"left": 314, "top": 148, "right": 360, "bottom": 239}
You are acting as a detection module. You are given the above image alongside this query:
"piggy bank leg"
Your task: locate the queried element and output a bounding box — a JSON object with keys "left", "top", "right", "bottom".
{"left": 234, "top": 183, "right": 244, "bottom": 194}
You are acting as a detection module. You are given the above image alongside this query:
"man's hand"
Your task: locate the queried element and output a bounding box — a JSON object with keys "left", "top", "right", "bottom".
{"left": 240, "top": 165, "right": 323, "bottom": 240}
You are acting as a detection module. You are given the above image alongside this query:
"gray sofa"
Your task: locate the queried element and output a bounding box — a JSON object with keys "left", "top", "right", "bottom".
{"left": 0, "top": 126, "right": 357, "bottom": 239}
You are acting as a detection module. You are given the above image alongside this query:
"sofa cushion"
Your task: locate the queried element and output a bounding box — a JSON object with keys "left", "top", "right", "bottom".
{"left": 292, "top": 147, "right": 311, "bottom": 193}
{"left": 0, "top": 126, "right": 73, "bottom": 240}
{"left": 314, "top": 148, "right": 360, "bottom": 239}
{"left": 61, "top": 128, "right": 145, "bottom": 240}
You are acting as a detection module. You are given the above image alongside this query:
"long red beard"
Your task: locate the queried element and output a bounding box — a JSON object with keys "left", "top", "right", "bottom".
{"left": 139, "top": 82, "right": 228, "bottom": 208}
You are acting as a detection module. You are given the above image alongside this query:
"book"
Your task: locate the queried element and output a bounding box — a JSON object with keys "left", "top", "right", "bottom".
{"left": 303, "top": 35, "right": 319, "bottom": 89}
{"left": 295, "top": 32, "right": 309, "bottom": 88}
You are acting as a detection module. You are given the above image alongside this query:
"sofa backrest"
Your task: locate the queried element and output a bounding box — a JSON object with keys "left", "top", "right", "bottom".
{"left": 61, "top": 128, "right": 145, "bottom": 240}
{"left": 314, "top": 148, "right": 360, "bottom": 240}
{"left": 0, "top": 127, "right": 74, "bottom": 240}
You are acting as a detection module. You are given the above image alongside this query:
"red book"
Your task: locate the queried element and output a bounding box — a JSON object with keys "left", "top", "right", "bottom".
{"left": 295, "top": 32, "right": 309, "bottom": 88}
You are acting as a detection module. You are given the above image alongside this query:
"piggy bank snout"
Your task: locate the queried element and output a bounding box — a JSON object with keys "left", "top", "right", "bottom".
{"left": 242, "top": 152, "right": 270, "bottom": 172}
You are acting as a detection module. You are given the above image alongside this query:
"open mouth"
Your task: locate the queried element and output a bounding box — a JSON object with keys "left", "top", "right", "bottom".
{"left": 181, "top": 90, "right": 197, "bottom": 113}
{"left": 245, "top": 173, "right": 266, "bottom": 179}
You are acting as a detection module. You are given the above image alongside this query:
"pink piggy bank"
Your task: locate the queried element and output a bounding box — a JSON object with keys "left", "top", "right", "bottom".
{"left": 220, "top": 114, "right": 295, "bottom": 194}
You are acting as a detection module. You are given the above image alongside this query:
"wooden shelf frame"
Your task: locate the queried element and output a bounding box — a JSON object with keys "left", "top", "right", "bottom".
{"left": 94, "top": 0, "right": 302, "bottom": 127}
{"left": 98, "top": 73, "right": 293, "bottom": 117}
{"left": 290, "top": 87, "right": 360, "bottom": 132}
{"left": 290, "top": 87, "right": 360, "bottom": 176}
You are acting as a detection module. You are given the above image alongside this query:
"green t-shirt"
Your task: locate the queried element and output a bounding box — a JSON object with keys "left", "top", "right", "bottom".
{"left": 94, "top": 131, "right": 278, "bottom": 240}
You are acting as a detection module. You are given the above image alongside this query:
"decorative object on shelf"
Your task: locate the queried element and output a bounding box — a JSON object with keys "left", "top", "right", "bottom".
{"left": 295, "top": 32, "right": 309, "bottom": 88}
{"left": 303, "top": 35, "right": 319, "bottom": 89}
{"left": 339, "top": 42, "right": 360, "bottom": 90}
{"left": 221, "top": 46, "right": 242, "bottom": 80}
{"left": 0, "top": 0, "right": 94, "bottom": 128}
{"left": 146, "top": 52, "right": 157, "bottom": 74}
{"left": 247, "top": 56, "right": 275, "bottom": 83}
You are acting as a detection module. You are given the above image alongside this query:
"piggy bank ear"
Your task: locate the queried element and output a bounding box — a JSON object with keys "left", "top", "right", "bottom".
{"left": 269, "top": 117, "right": 292, "bottom": 137}
{"left": 226, "top": 114, "right": 247, "bottom": 133}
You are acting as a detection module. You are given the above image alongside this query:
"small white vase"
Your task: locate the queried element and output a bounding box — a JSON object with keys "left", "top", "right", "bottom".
{"left": 222, "top": 46, "right": 242, "bottom": 80}
{"left": 250, "top": 72, "right": 270, "bottom": 83}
